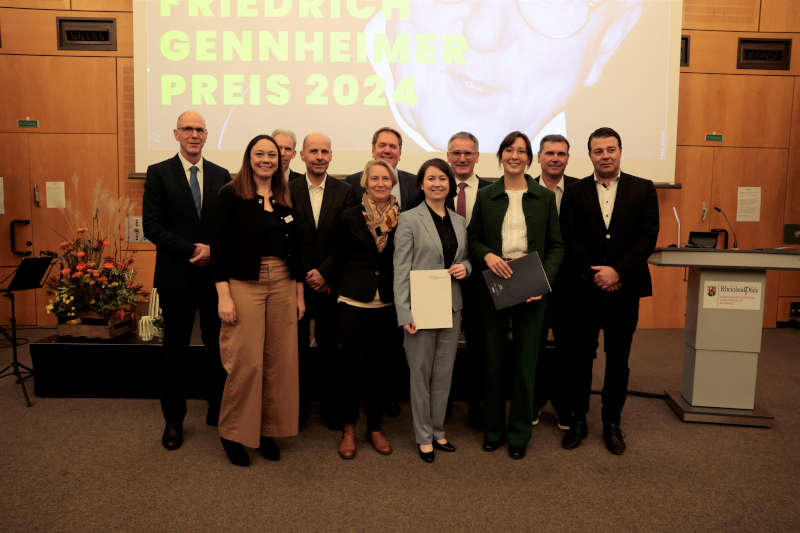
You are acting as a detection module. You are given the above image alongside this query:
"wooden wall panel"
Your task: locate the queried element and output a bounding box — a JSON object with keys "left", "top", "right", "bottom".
{"left": 777, "top": 297, "right": 800, "bottom": 322}
{"left": 677, "top": 74, "right": 794, "bottom": 148}
{"left": 681, "top": 31, "right": 800, "bottom": 75}
{"left": 0, "top": 0, "right": 67, "bottom": 8}
{"left": 710, "top": 148, "right": 788, "bottom": 249}
{"left": 710, "top": 148, "right": 789, "bottom": 328}
{"left": 641, "top": 148, "right": 715, "bottom": 329}
{"left": 779, "top": 271, "right": 800, "bottom": 296}
{"left": 28, "top": 134, "right": 119, "bottom": 325}
{"left": 73, "top": 0, "right": 131, "bottom": 11}
{"left": 785, "top": 78, "right": 800, "bottom": 224}
{"left": 683, "top": 0, "right": 760, "bottom": 31}
{"left": 639, "top": 187, "right": 688, "bottom": 329}
{"left": 760, "top": 0, "right": 800, "bottom": 32}
{"left": 0, "top": 55, "right": 116, "bottom": 134}
{"left": 117, "top": 57, "right": 135, "bottom": 203}
{"left": 0, "top": 133, "right": 37, "bottom": 326}
{"left": 131, "top": 250, "right": 155, "bottom": 293}
{"left": 0, "top": 8, "right": 133, "bottom": 56}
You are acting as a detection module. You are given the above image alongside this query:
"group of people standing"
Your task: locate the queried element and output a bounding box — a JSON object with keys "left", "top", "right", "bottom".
{"left": 142, "top": 110, "right": 659, "bottom": 467}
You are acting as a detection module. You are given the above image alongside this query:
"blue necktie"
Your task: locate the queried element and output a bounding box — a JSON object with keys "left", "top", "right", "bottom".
{"left": 189, "top": 165, "right": 202, "bottom": 217}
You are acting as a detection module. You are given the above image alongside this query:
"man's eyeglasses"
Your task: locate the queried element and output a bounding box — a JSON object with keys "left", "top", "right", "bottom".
{"left": 177, "top": 126, "right": 207, "bottom": 135}
{"left": 448, "top": 150, "right": 478, "bottom": 158}
{"left": 436, "top": 0, "right": 604, "bottom": 39}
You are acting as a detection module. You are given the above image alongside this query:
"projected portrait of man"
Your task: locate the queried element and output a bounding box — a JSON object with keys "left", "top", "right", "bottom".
{"left": 372, "top": 0, "right": 643, "bottom": 151}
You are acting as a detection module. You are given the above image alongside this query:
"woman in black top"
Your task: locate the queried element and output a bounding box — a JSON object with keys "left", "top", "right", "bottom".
{"left": 331, "top": 159, "right": 399, "bottom": 460}
{"left": 213, "top": 134, "right": 305, "bottom": 467}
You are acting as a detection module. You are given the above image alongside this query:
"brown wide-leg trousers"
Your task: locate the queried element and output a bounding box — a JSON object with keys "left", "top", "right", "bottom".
{"left": 218, "top": 257, "right": 299, "bottom": 448}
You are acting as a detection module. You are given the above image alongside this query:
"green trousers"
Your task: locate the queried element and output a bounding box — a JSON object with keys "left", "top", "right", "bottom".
{"left": 480, "top": 286, "right": 547, "bottom": 448}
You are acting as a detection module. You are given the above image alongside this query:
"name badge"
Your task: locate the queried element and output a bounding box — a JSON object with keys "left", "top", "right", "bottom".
{"left": 283, "top": 215, "right": 294, "bottom": 223}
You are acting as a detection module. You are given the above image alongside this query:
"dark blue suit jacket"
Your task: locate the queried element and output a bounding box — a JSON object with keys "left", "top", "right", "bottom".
{"left": 143, "top": 154, "right": 231, "bottom": 289}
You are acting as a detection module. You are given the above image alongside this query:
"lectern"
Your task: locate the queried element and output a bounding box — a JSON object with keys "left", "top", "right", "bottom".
{"left": 648, "top": 248, "right": 800, "bottom": 427}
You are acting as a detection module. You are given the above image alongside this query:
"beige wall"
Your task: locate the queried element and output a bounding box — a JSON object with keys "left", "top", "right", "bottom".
{"left": 1, "top": 0, "right": 799, "bottom": 327}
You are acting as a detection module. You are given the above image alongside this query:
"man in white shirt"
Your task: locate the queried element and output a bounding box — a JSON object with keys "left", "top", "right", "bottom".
{"left": 289, "top": 133, "right": 357, "bottom": 429}
{"left": 531, "top": 134, "right": 578, "bottom": 431}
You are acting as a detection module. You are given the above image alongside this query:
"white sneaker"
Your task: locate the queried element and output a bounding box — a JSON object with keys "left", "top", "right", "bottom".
{"left": 531, "top": 409, "right": 541, "bottom": 426}
{"left": 557, "top": 419, "right": 570, "bottom": 431}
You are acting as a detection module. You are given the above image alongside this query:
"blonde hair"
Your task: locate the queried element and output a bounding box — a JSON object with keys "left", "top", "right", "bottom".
{"left": 360, "top": 159, "right": 398, "bottom": 190}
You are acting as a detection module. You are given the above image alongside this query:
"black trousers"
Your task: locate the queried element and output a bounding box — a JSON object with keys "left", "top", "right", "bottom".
{"left": 452, "top": 276, "right": 484, "bottom": 416}
{"left": 297, "top": 286, "right": 339, "bottom": 423}
{"left": 336, "top": 303, "right": 395, "bottom": 432}
{"left": 562, "top": 284, "right": 640, "bottom": 426}
{"left": 158, "top": 284, "right": 225, "bottom": 426}
{"left": 532, "top": 291, "right": 569, "bottom": 420}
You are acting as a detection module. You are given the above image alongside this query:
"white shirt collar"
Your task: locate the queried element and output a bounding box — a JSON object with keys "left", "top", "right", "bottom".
{"left": 306, "top": 174, "right": 327, "bottom": 190}
{"left": 177, "top": 152, "right": 203, "bottom": 172}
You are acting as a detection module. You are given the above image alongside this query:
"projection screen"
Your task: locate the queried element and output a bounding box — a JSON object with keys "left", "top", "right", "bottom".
{"left": 134, "top": 0, "right": 682, "bottom": 183}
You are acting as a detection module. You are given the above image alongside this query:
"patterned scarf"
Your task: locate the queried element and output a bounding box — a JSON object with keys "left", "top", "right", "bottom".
{"left": 361, "top": 194, "right": 399, "bottom": 252}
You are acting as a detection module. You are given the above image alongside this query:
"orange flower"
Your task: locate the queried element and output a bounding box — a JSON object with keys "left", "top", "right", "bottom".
{"left": 76, "top": 251, "right": 86, "bottom": 258}
{"left": 77, "top": 227, "right": 89, "bottom": 233}
{"left": 61, "top": 267, "right": 71, "bottom": 275}
{"left": 103, "top": 262, "right": 115, "bottom": 269}
{"left": 98, "top": 277, "right": 107, "bottom": 282}
{"left": 59, "top": 241, "right": 72, "bottom": 249}
{"left": 75, "top": 263, "right": 86, "bottom": 271}
{"left": 102, "top": 240, "right": 110, "bottom": 246}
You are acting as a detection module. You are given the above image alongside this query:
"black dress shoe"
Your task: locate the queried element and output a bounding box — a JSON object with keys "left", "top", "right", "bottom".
{"left": 161, "top": 424, "right": 183, "bottom": 451}
{"left": 220, "top": 437, "right": 250, "bottom": 467}
{"left": 482, "top": 436, "right": 504, "bottom": 452}
{"left": 603, "top": 423, "right": 626, "bottom": 455}
{"left": 561, "top": 420, "right": 588, "bottom": 450}
{"left": 260, "top": 436, "right": 281, "bottom": 461}
{"left": 418, "top": 447, "right": 435, "bottom": 463}
{"left": 433, "top": 440, "right": 456, "bottom": 452}
{"left": 508, "top": 445, "right": 526, "bottom": 459}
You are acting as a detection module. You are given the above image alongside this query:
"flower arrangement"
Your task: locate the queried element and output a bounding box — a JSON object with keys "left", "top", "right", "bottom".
{"left": 46, "top": 178, "right": 143, "bottom": 322}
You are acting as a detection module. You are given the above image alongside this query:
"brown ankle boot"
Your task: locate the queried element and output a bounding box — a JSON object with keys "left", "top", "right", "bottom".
{"left": 366, "top": 430, "right": 392, "bottom": 455}
{"left": 339, "top": 424, "right": 356, "bottom": 460}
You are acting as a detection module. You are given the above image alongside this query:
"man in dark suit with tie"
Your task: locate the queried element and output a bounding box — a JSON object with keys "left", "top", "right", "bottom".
{"left": 446, "top": 131, "right": 490, "bottom": 428}
{"left": 346, "top": 127, "right": 421, "bottom": 212}
{"left": 531, "top": 134, "right": 578, "bottom": 431}
{"left": 559, "top": 127, "right": 659, "bottom": 455}
{"left": 289, "top": 133, "right": 357, "bottom": 430}
{"left": 272, "top": 129, "right": 305, "bottom": 182}
{"left": 143, "top": 110, "right": 231, "bottom": 451}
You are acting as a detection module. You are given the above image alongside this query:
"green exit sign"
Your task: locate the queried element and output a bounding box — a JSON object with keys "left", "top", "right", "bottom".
{"left": 18, "top": 119, "right": 39, "bottom": 128}
{"left": 705, "top": 133, "right": 723, "bottom": 142}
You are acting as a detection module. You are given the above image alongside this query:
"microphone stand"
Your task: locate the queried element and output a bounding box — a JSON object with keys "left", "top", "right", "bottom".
{"left": 713, "top": 206, "right": 739, "bottom": 249}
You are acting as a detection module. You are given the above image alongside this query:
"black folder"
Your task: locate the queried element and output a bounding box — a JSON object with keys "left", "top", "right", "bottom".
{"left": 481, "top": 252, "right": 551, "bottom": 310}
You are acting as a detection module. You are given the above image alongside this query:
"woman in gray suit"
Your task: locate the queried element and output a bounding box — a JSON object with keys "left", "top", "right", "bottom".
{"left": 394, "top": 158, "right": 471, "bottom": 463}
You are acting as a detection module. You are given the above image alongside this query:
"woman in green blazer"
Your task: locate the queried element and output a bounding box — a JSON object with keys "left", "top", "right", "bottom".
{"left": 467, "top": 131, "right": 564, "bottom": 459}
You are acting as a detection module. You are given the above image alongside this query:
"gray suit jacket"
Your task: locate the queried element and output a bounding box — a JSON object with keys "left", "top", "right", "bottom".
{"left": 393, "top": 202, "right": 472, "bottom": 327}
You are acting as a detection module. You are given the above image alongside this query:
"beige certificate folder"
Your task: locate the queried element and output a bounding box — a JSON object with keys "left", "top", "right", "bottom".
{"left": 410, "top": 269, "right": 452, "bottom": 329}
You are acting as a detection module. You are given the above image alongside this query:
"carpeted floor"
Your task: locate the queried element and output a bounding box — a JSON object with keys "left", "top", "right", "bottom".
{"left": 1, "top": 327, "right": 799, "bottom": 532}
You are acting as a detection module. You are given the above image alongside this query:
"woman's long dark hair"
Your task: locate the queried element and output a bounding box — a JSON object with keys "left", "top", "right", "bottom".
{"left": 229, "top": 134, "right": 292, "bottom": 207}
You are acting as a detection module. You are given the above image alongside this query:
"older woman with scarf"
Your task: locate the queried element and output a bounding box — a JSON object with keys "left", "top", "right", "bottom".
{"left": 331, "top": 159, "right": 399, "bottom": 460}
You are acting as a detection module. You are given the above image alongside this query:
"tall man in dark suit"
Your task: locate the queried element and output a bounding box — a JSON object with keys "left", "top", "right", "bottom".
{"left": 559, "top": 127, "right": 659, "bottom": 455}
{"left": 346, "top": 127, "right": 421, "bottom": 211}
{"left": 143, "top": 110, "right": 231, "bottom": 451}
{"left": 289, "top": 133, "right": 357, "bottom": 429}
{"left": 532, "top": 134, "right": 578, "bottom": 431}
{"left": 446, "top": 131, "right": 491, "bottom": 428}
{"left": 272, "top": 129, "right": 305, "bottom": 182}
